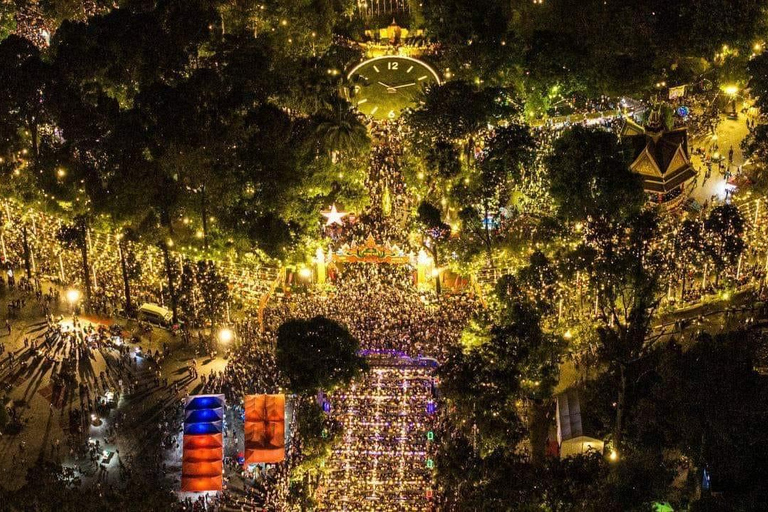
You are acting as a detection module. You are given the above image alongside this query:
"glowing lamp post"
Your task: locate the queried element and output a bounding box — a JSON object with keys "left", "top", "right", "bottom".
{"left": 298, "top": 266, "right": 313, "bottom": 281}
{"left": 722, "top": 85, "right": 739, "bottom": 115}
{"left": 314, "top": 247, "right": 326, "bottom": 285}
{"left": 218, "top": 327, "right": 234, "bottom": 344}
{"left": 416, "top": 249, "right": 430, "bottom": 288}
{"left": 66, "top": 288, "right": 81, "bottom": 315}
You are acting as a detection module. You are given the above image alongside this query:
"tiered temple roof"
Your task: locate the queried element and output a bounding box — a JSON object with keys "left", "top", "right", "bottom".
{"left": 621, "top": 111, "right": 697, "bottom": 195}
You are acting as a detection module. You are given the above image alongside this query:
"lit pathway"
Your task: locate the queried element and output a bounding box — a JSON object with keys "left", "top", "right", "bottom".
{"left": 318, "top": 355, "right": 436, "bottom": 511}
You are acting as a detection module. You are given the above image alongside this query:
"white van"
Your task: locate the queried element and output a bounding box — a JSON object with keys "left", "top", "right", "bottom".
{"left": 137, "top": 303, "right": 173, "bottom": 327}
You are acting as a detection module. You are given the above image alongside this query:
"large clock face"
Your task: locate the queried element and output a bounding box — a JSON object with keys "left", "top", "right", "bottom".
{"left": 347, "top": 56, "right": 441, "bottom": 120}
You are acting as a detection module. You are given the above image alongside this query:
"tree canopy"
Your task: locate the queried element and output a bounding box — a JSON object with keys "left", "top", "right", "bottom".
{"left": 276, "top": 316, "right": 368, "bottom": 394}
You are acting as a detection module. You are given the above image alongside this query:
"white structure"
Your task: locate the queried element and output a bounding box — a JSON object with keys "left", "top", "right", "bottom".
{"left": 556, "top": 388, "right": 604, "bottom": 458}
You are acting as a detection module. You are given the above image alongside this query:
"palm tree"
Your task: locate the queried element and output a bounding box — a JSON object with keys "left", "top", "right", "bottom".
{"left": 312, "top": 97, "right": 370, "bottom": 163}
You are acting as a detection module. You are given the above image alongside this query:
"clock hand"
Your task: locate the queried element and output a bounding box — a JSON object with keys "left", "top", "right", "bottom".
{"left": 392, "top": 82, "right": 417, "bottom": 89}
{"left": 377, "top": 81, "right": 394, "bottom": 89}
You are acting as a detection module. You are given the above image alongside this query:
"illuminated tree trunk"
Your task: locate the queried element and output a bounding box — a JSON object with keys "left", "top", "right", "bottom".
{"left": 614, "top": 363, "right": 626, "bottom": 450}
{"left": 118, "top": 238, "right": 132, "bottom": 314}
{"left": 80, "top": 228, "right": 92, "bottom": 311}
{"left": 21, "top": 225, "right": 31, "bottom": 281}
{"left": 201, "top": 185, "right": 209, "bottom": 250}
{"left": 431, "top": 245, "right": 441, "bottom": 295}
{"left": 161, "top": 242, "right": 178, "bottom": 325}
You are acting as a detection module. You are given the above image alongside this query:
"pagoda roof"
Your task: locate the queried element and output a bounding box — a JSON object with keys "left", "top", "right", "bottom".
{"left": 622, "top": 119, "right": 696, "bottom": 194}
{"left": 620, "top": 117, "right": 645, "bottom": 137}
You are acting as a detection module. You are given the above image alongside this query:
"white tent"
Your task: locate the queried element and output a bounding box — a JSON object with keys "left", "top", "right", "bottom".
{"left": 556, "top": 388, "right": 604, "bottom": 458}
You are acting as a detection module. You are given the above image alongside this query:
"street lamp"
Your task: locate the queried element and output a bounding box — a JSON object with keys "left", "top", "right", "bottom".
{"left": 722, "top": 85, "right": 739, "bottom": 116}
{"left": 66, "top": 288, "right": 80, "bottom": 304}
{"left": 66, "top": 288, "right": 81, "bottom": 315}
{"left": 217, "top": 327, "right": 234, "bottom": 344}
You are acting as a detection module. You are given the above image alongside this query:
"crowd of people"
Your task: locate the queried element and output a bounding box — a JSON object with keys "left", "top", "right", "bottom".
{"left": 318, "top": 359, "right": 437, "bottom": 511}
{"left": 266, "top": 263, "right": 478, "bottom": 361}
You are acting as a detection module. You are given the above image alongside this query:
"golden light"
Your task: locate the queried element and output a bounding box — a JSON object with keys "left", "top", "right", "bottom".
{"left": 564, "top": 329, "right": 573, "bottom": 340}
{"left": 609, "top": 450, "right": 619, "bottom": 462}
{"left": 299, "top": 266, "right": 313, "bottom": 279}
{"left": 166, "top": 238, "right": 174, "bottom": 247}
{"left": 430, "top": 268, "right": 441, "bottom": 278}
{"left": 218, "top": 328, "right": 234, "bottom": 344}
{"left": 195, "top": 230, "right": 204, "bottom": 239}
{"left": 57, "top": 168, "right": 66, "bottom": 178}
{"left": 723, "top": 85, "right": 739, "bottom": 96}
{"left": 66, "top": 288, "right": 81, "bottom": 304}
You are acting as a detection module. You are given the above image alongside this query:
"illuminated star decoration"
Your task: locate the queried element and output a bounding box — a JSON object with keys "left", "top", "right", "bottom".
{"left": 322, "top": 204, "right": 347, "bottom": 226}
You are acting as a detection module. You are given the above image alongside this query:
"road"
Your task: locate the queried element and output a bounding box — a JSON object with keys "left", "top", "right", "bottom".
{"left": 0, "top": 281, "right": 229, "bottom": 491}
{"left": 689, "top": 111, "right": 752, "bottom": 205}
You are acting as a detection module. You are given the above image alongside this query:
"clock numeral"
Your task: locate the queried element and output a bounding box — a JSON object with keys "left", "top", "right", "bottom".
{"left": 388, "top": 110, "right": 396, "bottom": 118}
{"left": 388, "top": 62, "right": 399, "bottom": 70}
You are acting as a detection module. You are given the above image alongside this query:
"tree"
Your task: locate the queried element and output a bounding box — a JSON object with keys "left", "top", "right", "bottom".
{"left": 158, "top": 238, "right": 179, "bottom": 325}
{"left": 461, "top": 122, "right": 536, "bottom": 266}
{"left": 0, "top": 2, "right": 16, "bottom": 41}
{"left": 560, "top": 211, "right": 667, "bottom": 451}
{"left": 742, "top": 123, "right": 768, "bottom": 162}
{"left": 177, "top": 259, "right": 198, "bottom": 324}
{"left": 406, "top": 81, "right": 519, "bottom": 164}
{"left": 310, "top": 96, "right": 369, "bottom": 163}
{"left": 196, "top": 259, "right": 229, "bottom": 330}
{"left": 581, "top": 329, "right": 768, "bottom": 510}
{"left": 749, "top": 51, "right": 768, "bottom": 115}
{"left": 275, "top": 316, "right": 367, "bottom": 394}
{"left": 653, "top": 331, "right": 768, "bottom": 508}
{"left": 674, "top": 219, "right": 705, "bottom": 298}
{"left": 416, "top": 201, "right": 451, "bottom": 294}
{"left": 56, "top": 215, "right": 92, "bottom": 310}
{"left": 440, "top": 294, "right": 560, "bottom": 457}
{"left": 117, "top": 227, "right": 141, "bottom": 315}
{"left": 546, "top": 125, "right": 644, "bottom": 224}
{"left": 703, "top": 204, "right": 745, "bottom": 286}
{"left": 0, "top": 35, "right": 52, "bottom": 162}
